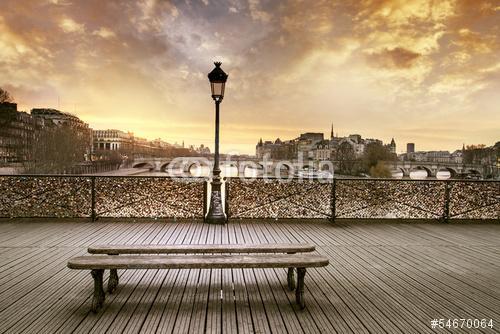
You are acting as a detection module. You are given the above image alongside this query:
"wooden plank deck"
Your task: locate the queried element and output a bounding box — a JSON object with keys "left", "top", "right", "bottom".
{"left": 0, "top": 220, "right": 499, "bottom": 334}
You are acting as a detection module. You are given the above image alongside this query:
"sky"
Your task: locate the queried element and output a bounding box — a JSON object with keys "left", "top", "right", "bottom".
{"left": 0, "top": 0, "right": 499, "bottom": 155}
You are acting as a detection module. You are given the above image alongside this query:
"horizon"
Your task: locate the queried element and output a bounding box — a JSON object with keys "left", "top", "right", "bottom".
{"left": 1, "top": 0, "right": 499, "bottom": 155}
{"left": 5, "top": 95, "right": 498, "bottom": 156}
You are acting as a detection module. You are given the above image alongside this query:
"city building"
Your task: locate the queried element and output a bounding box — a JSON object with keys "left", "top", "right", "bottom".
{"left": 31, "top": 108, "right": 90, "bottom": 132}
{"left": 0, "top": 103, "right": 41, "bottom": 163}
{"left": 256, "top": 138, "right": 296, "bottom": 159}
{"left": 93, "top": 129, "right": 134, "bottom": 152}
{"left": 399, "top": 150, "right": 463, "bottom": 163}
{"left": 31, "top": 108, "right": 92, "bottom": 159}
{"left": 387, "top": 138, "right": 396, "bottom": 154}
{"left": 314, "top": 139, "right": 332, "bottom": 160}
{"left": 407, "top": 143, "right": 415, "bottom": 154}
{"left": 151, "top": 138, "right": 171, "bottom": 149}
{"left": 195, "top": 144, "right": 211, "bottom": 155}
{"left": 450, "top": 149, "right": 463, "bottom": 164}
{"left": 255, "top": 124, "right": 394, "bottom": 161}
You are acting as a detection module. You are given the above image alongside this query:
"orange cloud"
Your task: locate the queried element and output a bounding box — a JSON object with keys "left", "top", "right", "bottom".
{"left": 0, "top": 0, "right": 498, "bottom": 154}
{"left": 365, "top": 47, "right": 421, "bottom": 69}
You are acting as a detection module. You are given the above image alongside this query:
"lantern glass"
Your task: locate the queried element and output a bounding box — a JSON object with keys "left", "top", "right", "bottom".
{"left": 211, "top": 82, "right": 225, "bottom": 98}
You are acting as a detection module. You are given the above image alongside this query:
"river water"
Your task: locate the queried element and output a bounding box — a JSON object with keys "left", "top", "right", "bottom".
{"left": 138, "top": 166, "right": 453, "bottom": 179}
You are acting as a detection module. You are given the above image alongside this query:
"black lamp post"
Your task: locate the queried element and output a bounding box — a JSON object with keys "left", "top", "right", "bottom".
{"left": 206, "top": 61, "right": 228, "bottom": 224}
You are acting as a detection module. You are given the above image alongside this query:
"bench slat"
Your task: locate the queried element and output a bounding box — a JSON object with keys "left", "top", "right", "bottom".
{"left": 68, "top": 254, "right": 329, "bottom": 270}
{"left": 88, "top": 243, "right": 315, "bottom": 255}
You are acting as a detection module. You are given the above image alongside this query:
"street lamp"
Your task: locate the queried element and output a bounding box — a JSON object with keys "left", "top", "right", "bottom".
{"left": 206, "top": 61, "right": 228, "bottom": 224}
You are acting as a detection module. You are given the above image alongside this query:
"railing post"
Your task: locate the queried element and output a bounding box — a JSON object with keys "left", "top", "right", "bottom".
{"left": 330, "top": 178, "right": 336, "bottom": 223}
{"left": 91, "top": 176, "right": 97, "bottom": 222}
{"left": 225, "top": 179, "right": 230, "bottom": 221}
{"left": 203, "top": 180, "right": 207, "bottom": 222}
{"left": 442, "top": 181, "right": 451, "bottom": 223}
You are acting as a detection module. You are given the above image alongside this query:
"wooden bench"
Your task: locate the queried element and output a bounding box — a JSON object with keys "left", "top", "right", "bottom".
{"left": 88, "top": 243, "right": 315, "bottom": 294}
{"left": 67, "top": 253, "right": 329, "bottom": 312}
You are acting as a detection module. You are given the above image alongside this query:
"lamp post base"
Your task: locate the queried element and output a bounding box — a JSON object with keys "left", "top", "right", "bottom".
{"left": 206, "top": 189, "right": 226, "bottom": 224}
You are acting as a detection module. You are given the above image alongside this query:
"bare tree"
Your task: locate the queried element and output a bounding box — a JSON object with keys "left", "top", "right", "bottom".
{"left": 22, "top": 124, "right": 90, "bottom": 174}
{"left": 335, "top": 141, "right": 357, "bottom": 175}
{"left": 0, "top": 88, "right": 13, "bottom": 103}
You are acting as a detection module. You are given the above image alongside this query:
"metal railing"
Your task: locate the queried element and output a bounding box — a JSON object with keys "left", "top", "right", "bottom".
{"left": 0, "top": 175, "right": 498, "bottom": 221}
{"left": 0, "top": 175, "right": 205, "bottom": 219}
{"left": 225, "top": 177, "right": 500, "bottom": 221}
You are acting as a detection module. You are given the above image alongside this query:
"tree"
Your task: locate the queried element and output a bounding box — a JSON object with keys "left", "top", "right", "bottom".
{"left": 362, "top": 142, "right": 395, "bottom": 172}
{"left": 369, "top": 161, "right": 392, "bottom": 178}
{"left": 335, "top": 141, "right": 357, "bottom": 175}
{"left": 22, "top": 124, "right": 90, "bottom": 174}
{"left": 463, "top": 144, "right": 490, "bottom": 165}
{"left": 96, "top": 149, "right": 123, "bottom": 165}
{"left": 0, "top": 87, "right": 16, "bottom": 128}
{"left": 0, "top": 87, "right": 13, "bottom": 103}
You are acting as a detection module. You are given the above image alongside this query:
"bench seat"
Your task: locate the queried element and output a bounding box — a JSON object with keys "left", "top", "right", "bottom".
{"left": 87, "top": 243, "right": 316, "bottom": 254}
{"left": 88, "top": 243, "right": 316, "bottom": 296}
{"left": 68, "top": 254, "right": 329, "bottom": 312}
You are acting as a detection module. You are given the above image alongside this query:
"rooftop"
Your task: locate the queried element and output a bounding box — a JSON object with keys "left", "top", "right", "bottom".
{"left": 1, "top": 219, "right": 499, "bottom": 333}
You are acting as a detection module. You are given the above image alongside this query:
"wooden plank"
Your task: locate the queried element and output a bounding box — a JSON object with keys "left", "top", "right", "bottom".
{"left": 267, "top": 222, "right": 366, "bottom": 334}
{"left": 88, "top": 243, "right": 315, "bottom": 254}
{"left": 53, "top": 222, "right": 162, "bottom": 334}
{"left": 169, "top": 222, "right": 205, "bottom": 334}
{"left": 0, "top": 220, "right": 499, "bottom": 334}
{"left": 148, "top": 221, "right": 200, "bottom": 333}
{"left": 186, "top": 222, "right": 212, "bottom": 334}
{"left": 279, "top": 221, "right": 390, "bottom": 333}
{"left": 206, "top": 224, "right": 222, "bottom": 334}
{"left": 68, "top": 254, "right": 329, "bottom": 270}
{"left": 258, "top": 222, "right": 336, "bottom": 334}
{"left": 237, "top": 222, "right": 272, "bottom": 333}
{"left": 225, "top": 223, "right": 253, "bottom": 334}
{"left": 25, "top": 223, "right": 140, "bottom": 334}
{"left": 138, "top": 222, "right": 193, "bottom": 334}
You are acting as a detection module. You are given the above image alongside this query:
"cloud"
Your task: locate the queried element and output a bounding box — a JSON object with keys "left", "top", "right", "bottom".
{"left": 365, "top": 47, "right": 422, "bottom": 69}
{"left": 0, "top": 0, "right": 499, "bottom": 153}
{"left": 59, "top": 17, "right": 85, "bottom": 33}
{"left": 92, "top": 27, "right": 115, "bottom": 39}
{"left": 248, "top": 0, "right": 272, "bottom": 22}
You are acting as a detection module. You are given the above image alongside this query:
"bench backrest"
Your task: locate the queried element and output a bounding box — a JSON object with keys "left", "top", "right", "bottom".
{"left": 68, "top": 254, "right": 329, "bottom": 270}
{"left": 88, "top": 243, "right": 315, "bottom": 255}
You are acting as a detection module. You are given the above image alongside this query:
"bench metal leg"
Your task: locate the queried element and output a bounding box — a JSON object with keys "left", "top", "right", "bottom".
{"left": 287, "top": 268, "right": 296, "bottom": 290}
{"left": 108, "top": 269, "right": 119, "bottom": 294}
{"left": 295, "top": 267, "right": 306, "bottom": 309}
{"left": 91, "top": 269, "right": 105, "bottom": 313}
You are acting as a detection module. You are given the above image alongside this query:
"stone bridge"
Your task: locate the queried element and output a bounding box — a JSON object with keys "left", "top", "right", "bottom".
{"left": 129, "top": 157, "right": 326, "bottom": 175}
{"left": 130, "top": 157, "right": 494, "bottom": 178}
{"left": 385, "top": 161, "right": 492, "bottom": 178}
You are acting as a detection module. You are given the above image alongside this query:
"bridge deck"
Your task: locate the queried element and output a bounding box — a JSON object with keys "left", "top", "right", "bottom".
{"left": 0, "top": 220, "right": 499, "bottom": 333}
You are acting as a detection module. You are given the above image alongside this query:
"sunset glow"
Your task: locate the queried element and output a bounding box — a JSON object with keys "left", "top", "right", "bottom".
{"left": 1, "top": 0, "right": 499, "bottom": 154}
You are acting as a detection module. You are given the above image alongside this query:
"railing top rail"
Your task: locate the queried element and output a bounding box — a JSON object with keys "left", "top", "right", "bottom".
{"left": 0, "top": 174, "right": 208, "bottom": 180}
{"left": 0, "top": 174, "right": 497, "bottom": 183}
{"left": 224, "top": 176, "right": 499, "bottom": 183}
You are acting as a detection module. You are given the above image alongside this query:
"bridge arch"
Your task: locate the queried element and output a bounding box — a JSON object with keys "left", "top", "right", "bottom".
{"left": 274, "top": 161, "right": 293, "bottom": 175}
{"left": 465, "top": 168, "right": 482, "bottom": 179}
{"left": 302, "top": 163, "right": 314, "bottom": 170}
{"left": 132, "top": 162, "right": 154, "bottom": 170}
{"left": 238, "top": 161, "right": 264, "bottom": 177}
{"left": 185, "top": 161, "right": 212, "bottom": 175}
{"left": 410, "top": 165, "right": 433, "bottom": 178}
{"left": 160, "top": 162, "right": 173, "bottom": 173}
{"left": 390, "top": 167, "right": 406, "bottom": 178}
{"left": 437, "top": 167, "right": 457, "bottom": 178}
